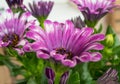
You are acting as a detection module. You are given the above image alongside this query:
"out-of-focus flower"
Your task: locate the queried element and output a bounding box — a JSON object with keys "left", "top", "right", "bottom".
{"left": 0, "top": 9, "right": 35, "bottom": 54}
{"left": 6, "top": 0, "right": 24, "bottom": 10}
{"left": 71, "top": 16, "right": 85, "bottom": 29}
{"left": 97, "top": 68, "right": 119, "bottom": 84}
{"left": 45, "top": 67, "right": 69, "bottom": 84}
{"left": 71, "top": 0, "right": 116, "bottom": 27}
{"left": 28, "top": 1, "right": 54, "bottom": 20}
{"left": 25, "top": 20, "right": 105, "bottom": 67}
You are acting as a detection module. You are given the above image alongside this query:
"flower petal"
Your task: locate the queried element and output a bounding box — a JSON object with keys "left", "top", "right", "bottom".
{"left": 62, "top": 59, "right": 76, "bottom": 67}
{"left": 31, "top": 41, "right": 47, "bottom": 51}
{"left": 50, "top": 50, "right": 65, "bottom": 61}
{"left": 85, "top": 43, "right": 104, "bottom": 51}
{"left": 60, "top": 71, "right": 70, "bottom": 84}
{"left": 90, "top": 52, "right": 102, "bottom": 62}
{"left": 79, "top": 52, "right": 91, "bottom": 62}
{"left": 26, "top": 31, "right": 42, "bottom": 40}
{"left": 45, "top": 67, "right": 55, "bottom": 83}
{"left": 37, "top": 50, "right": 50, "bottom": 59}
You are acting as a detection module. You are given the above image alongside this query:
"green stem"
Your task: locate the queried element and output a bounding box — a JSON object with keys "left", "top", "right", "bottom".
{"left": 37, "top": 16, "right": 47, "bottom": 29}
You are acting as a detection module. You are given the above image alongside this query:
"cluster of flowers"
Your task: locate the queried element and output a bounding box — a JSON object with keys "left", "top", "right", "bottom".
{"left": 0, "top": 0, "right": 118, "bottom": 83}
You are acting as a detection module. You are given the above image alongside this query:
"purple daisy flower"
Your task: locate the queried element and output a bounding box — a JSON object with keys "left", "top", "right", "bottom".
{"left": 0, "top": 9, "right": 35, "bottom": 53}
{"left": 28, "top": 1, "right": 54, "bottom": 18}
{"left": 71, "top": 0, "right": 116, "bottom": 27}
{"left": 25, "top": 20, "right": 105, "bottom": 67}
{"left": 6, "top": 0, "right": 23, "bottom": 9}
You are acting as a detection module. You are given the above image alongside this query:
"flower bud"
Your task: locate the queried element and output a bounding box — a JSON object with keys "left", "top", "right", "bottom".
{"left": 105, "top": 34, "right": 114, "bottom": 47}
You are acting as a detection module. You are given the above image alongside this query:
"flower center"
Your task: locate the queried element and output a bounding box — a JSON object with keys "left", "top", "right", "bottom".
{"left": 56, "top": 48, "right": 73, "bottom": 59}
{"left": 2, "top": 33, "right": 19, "bottom": 47}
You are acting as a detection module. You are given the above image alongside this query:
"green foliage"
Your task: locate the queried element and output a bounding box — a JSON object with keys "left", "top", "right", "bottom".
{"left": 67, "top": 70, "right": 80, "bottom": 84}
{"left": 89, "top": 25, "right": 120, "bottom": 82}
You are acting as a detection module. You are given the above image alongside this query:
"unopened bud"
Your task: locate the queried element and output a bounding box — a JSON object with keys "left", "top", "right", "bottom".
{"left": 105, "top": 34, "right": 114, "bottom": 47}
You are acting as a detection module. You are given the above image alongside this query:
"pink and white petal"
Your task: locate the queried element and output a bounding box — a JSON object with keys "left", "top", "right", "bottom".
{"left": 26, "top": 31, "right": 42, "bottom": 40}
{"left": 20, "top": 12, "right": 31, "bottom": 22}
{"left": 28, "top": 25, "right": 46, "bottom": 41}
{"left": 25, "top": 20, "right": 36, "bottom": 28}
{"left": 62, "top": 20, "right": 74, "bottom": 48}
{"left": 80, "top": 27, "right": 94, "bottom": 37}
{"left": 23, "top": 43, "right": 32, "bottom": 52}
{"left": 79, "top": 52, "right": 91, "bottom": 62}
{"left": 17, "top": 39, "right": 28, "bottom": 46}
{"left": 89, "top": 34, "right": 105, "bottom": 43}
{"left": 44, "top": 20, "right": 54, "bottom": 33}
{"left": 29, "top": 25, "right": 44, "bottom": 34}
{"left": 44, "top": 20, "right": 62, "bottom": 49}
{"left": 90, "top": 52, "right": 102, "bottom": 62}
{"left": 50, "top": 50, "right": 65, "bottom": 61}
{"left": 65, "top": 20, "right": 75, "bottom": 30}
{"left": 31, "top": 41, "right": 48, "bottom": 51}
{"left": 85, "top": 43, "right": 104, "bottom": 51}
{"left": 61, "top": 59, "right": 77, "bottom": 67}
{"left": 37, "top": 51, "right": 50, "bottom": 59}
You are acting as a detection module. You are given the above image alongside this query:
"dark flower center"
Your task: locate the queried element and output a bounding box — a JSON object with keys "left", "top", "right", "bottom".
{"left": 56, "top": 48, "right": 73, "bottom": 59}
{"left": 2, "top": 33, "right": 19, "bottom": 47}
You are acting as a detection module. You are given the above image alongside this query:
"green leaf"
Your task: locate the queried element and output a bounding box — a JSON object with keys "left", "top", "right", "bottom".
{"left": 106, "top": 25, "right": 115, "bottom": 34}
{"left": 27, "top": 77, "right": 37, "bottom": 84}
{"left": 113, "top": 45, "right": 120, "bottom": 54}
{"left": 67, "top": 70, "right": 80, "bottom": 84}
{"left": 74, "top": 63, "right": 93, "bottom": 84}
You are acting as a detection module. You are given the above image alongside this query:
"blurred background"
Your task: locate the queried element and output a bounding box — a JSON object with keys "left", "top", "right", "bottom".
{"left": 0, "top": 0, "right": 120, "bottom": 84}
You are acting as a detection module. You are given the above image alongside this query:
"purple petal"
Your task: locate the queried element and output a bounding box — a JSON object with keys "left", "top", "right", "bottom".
{"left": 72, "top": 28, "right": 94, "bottom": 53}
{"left": 62, "top": 20, "right": 74, "bottom": 48}
{"left": 37, "top": 50, "right": 50, "bottom": 59}
{"left": 25, "top": 20, "right": 36, "bottom": 28}
{"left": 62, "top": 59, "right": 77, "bottom": 67}
{"left": 45, "top": 67, "right": 55, "bottom": 82}
{"left": 60, "top": 71, "right": 70, "bottom": 84}
{"left": 23, "top": 43, "right": 32, "bottom": 52}
{"left": 20, "top": 12, "right": 31, "bottom": 22}
{"left": 90, "top": 52, "right": 102, "bottom": 62}
{"left": 48, "top": 79, "right": 54, "bottom": 84}
{"left": 50, "top": 50, "right": 65, "bottom": 61}
{"left": 79, "top": 52, "right": 91, "bottom": 62}
{"left": 89, "top": 34, "right": 105, "bottom": 43}
{"left": 44, "top": 20, "right": 63, "bottom": 49}
{"left": 85, "top": 43, "right": 104, "bottom": 51}
{"left": 31, "top": 41, "right": 47, "bottom": 51}
{"left": 26, "top": 31, "right": 42, "bottom": 40}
